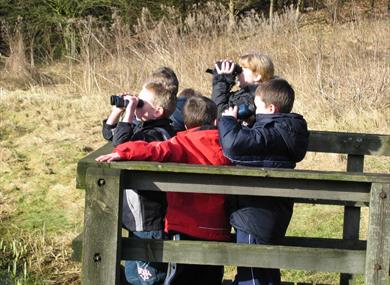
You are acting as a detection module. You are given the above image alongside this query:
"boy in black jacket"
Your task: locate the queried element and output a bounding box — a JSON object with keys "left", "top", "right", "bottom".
{"left": 218, "top": 78, "right": 309, "bottom": 285}
{"left": 102, "top": 66, "right": 178, "bottom": 146}
{"left": 101, "top": 68, "right": 178, "bottom": 285}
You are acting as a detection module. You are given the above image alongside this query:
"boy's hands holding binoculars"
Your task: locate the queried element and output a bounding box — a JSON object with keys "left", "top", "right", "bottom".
{"left": 121, "top": 95, "right": 140, "bottom": 123}
{"left": 215, "top": 60, "right": 236, "bottom": 75}
{"left": 222, "top": 106, "right": 238, "bottom": 119}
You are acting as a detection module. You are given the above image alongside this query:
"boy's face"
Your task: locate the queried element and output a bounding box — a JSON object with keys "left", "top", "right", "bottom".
{"left": 135, "top": 87, "right": 162, "bottom": 121}
{"left": 237, "top": 67, "right": 260, "bottom": 88}
{"left": 255, "top": 95, "right": 274, "bottom": 114}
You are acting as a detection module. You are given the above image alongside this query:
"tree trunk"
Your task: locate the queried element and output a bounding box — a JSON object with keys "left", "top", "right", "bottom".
{"left": 269, "top": 0, "right": 274, "bottom": 28}
{"left": 5, "top": 24, "right": 29, "bottom": 76}
{"left": 30, "top": 35, "right": 35, "bottom": 68}
{"left": 228, "top": 0, "right": 235, "bottom": 33}
{"left": 296, "top": 0, "right": 301, "bottom": 22}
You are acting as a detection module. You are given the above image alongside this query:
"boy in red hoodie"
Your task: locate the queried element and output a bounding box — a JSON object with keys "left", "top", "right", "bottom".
{"left": 96, "top": 95, "right": 231, "bottom": 285}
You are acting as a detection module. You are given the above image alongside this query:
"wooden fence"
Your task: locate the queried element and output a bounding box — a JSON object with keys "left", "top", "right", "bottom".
{"left": 73, "top": 130, "right": 390, "bottom": 285}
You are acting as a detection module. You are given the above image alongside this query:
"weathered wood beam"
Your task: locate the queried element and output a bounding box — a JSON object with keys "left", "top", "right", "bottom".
{"left": 121, "top": 238, "right": 366, "bottom": 274}
{"left": 365, "top": 183, "right": 390, "bottom": 285}
{"left": 81, "top": 167, "right": 124, "bottom": 285}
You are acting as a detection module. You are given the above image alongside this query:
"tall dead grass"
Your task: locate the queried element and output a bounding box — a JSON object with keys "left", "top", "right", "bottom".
{"left": 53, "top": 3, "right": 389, "bottom": 134}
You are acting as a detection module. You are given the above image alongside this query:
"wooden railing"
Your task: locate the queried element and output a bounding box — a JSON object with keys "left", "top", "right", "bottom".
{"left": 73, "top": 130, "right": 390, "bottom": 285}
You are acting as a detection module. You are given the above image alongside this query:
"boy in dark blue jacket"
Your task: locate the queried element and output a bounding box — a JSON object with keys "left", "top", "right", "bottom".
{"left": 218, "top": 78, "right": 309, "bottom": 285}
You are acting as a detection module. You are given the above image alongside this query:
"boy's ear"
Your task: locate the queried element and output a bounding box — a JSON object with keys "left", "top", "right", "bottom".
{"left": 254, "top": 74, "right": 262, "bottom": 83}
{"left": 268, "top": 103, "right": 278, "bottom": 114}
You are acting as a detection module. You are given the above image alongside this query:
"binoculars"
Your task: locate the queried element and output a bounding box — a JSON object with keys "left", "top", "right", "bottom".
{"left": 237, "top": 103, "right": 256, "bottom": 120}
{"left": 110, "top": 95, "right": 144, "bottom": 108}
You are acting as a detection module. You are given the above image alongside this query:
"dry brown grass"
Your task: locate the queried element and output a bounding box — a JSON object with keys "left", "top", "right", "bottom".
{"left": 0, "top": 3, "right": 389, "bottom": 284}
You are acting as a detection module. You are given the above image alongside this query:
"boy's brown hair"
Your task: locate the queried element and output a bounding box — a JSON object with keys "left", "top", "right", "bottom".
{"left": 178, "top": 88, "right": 202, "bottom": 99}
{"left": 256, "top": 78, "right": 295, "bottom": 113}
{"left": 183, "top": 95, "right": 217, "bottom": 129}
{"left": 239, "top": 53, "right": 274, "bottom": 83}
{"left": 146, "top": 66, "right": 179, "bottom": 97}
{"left": 144, "top": 81, "right": 177, "bottom": 118}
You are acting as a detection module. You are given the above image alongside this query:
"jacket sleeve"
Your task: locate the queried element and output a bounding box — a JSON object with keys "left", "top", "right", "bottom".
{"left": 218, "top": 116, "right": 274, "bottom": 158}
{"left": 131, "top": 128, "right": 166, "bottom": 143}
{"left": 211, "top": 74, "right": 236, "bottom": 117}
{"left": 111, "top": 122, "right": 135, "bottom": 146}
{"left": 114, "top": 137, "right": 185, "bottom": 162}
{"left": 102, "top": 119, "right": 116, "bottom": 141}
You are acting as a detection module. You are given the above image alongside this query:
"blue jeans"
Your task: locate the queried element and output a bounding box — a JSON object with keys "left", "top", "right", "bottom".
{"left": 124, "top": 230, "right": 167, "bottom": 285}
{"left": 232, "top": 229, "right": 281, "bottom": 285}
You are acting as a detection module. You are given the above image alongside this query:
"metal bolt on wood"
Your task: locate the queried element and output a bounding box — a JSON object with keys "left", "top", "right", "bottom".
{"left": 93, "top": 253, "right": 102, "bottom": 263}
{"left": 374, "top": 263, "right": 382, "bottom": 271}
{"left": 354, "top": 137, "right": 363, "bottom": 148}
{"left": 379, "top": 191, "right": 387, "bottom": 199}
{"left": 97, "top": 178, "right": 105, "bottom": 187}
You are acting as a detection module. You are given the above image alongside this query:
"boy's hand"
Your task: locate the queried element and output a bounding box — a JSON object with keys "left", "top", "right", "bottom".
{"left": 121, "top": 95, "right": 138, "bottom": 123}
{"left": 222, "top": 106, "right": 238, "bottom": 119}
{"left": 215, "top": 60, "right": 235, "bottom": 75}
{"left": 95, "top": 152, "right": 122, "bottom": 162}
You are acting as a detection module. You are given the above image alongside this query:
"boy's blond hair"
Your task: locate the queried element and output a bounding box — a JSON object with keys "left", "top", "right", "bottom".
{"left": 144, "top": 81, "right": 177, "bottom": 118}
{"left": 146, "top": 66, "right": 179, "bottom": 98}
{"left": 239, "top": 53, "right": 274, "bottom": 83}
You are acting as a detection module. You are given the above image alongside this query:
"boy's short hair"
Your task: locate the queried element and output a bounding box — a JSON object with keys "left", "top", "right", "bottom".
{"left": 239, "top": 53, "right": 274, "bottom": 83}
{"left": 256, "top": 78, "right": 295, "bottom": 113}
{"left": 178, "top": 88, "right": 202, "bottom": 98}
{"left": 144, "top": 81, "right": 177, "bottom": 118}
{"left": 183, "top": 95, "right": 217, "bottom": 129}
{"left": 147, "top": 66, "right": 179, "bottom": 97}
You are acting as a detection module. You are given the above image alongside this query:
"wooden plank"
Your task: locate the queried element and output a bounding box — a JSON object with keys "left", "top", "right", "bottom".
{"left": 341, "top": 206, "right": 361, "bottom": 285}
{"left": 308, "top": 131, "right": 390, "bottom": 156}
{"left": 124, "top": 171, "right": 371, "bottom": 203}
{"left": 73, "top": 234, "right": 366, "bottom": 262}
{"left": 82, "top": 167, "right": 124, "bottom": 285}
{"left": 121, "top": 238, "right": 366, "bottom": 274}
{"left": 76, "top": 144, "right": 390, "bottom": 189}
{"left": 76, "top": 143, "right": 113, "bottom": 188}
{"left": 347, "top": 154, "right": 365, "bottom": 173}
{"left": 280, "top": 237, "right": 366, "bottom": 250}
{"left": 293, "top": 199, "right": 367, "bottom": 207}
{"left": 71, "top": 233, "right": 83, "bottom": 262}
{"left": 341, "top": 154, "right": 365, "bottom": 285}
{"left": 365, "top": 183, "right": 390, "bottom": 285}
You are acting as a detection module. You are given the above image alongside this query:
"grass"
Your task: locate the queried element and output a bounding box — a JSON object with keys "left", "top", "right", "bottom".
{"left": 0, "top": 2, "right": 389, "bottom": 284}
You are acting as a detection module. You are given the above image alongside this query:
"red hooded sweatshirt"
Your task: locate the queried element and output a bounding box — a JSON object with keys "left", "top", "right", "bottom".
{"left": 115, "top": 127, "right": 232, "bottom": 241}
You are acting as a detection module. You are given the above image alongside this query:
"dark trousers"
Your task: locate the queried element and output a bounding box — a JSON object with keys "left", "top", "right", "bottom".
{"left": 164, "top": 233, "right": 224, "bottom": 285}
{"left": 233, "top": 229, "right": 280, "bottom": 285}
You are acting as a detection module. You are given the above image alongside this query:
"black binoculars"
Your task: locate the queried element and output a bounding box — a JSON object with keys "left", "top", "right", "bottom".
{"left": 110, "top": 95, "right": 144, "bottom": 108}
{"left": 237, "top": 103, "right": 256, "bottom": 120}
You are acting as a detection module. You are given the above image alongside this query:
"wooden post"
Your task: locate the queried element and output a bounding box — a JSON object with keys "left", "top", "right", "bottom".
{"left": 82, "top": 167, "right": 124, "bottom": 285}
{"left": 365, "top": 183, "right": 390, "bottom": 285}
{"left": 340, "top": 154, "right": 364, "bottom": 285}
